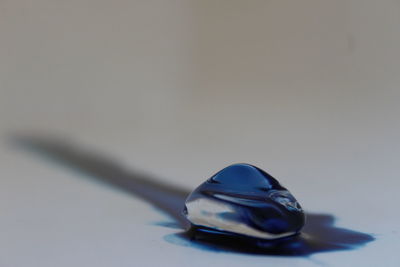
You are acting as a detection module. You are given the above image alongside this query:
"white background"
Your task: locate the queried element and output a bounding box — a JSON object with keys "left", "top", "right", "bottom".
{"left": 1, "top": 1, "right": 399, "bottom": 266}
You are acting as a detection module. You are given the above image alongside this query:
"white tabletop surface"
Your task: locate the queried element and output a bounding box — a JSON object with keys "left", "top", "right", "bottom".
{"left": 1, "top": 1, "right": 399, "bottom": 266}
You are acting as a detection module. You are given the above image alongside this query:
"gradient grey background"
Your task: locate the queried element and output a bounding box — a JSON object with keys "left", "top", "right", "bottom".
{"left": 1, "top": 1, "right": 399, "bottom": 266}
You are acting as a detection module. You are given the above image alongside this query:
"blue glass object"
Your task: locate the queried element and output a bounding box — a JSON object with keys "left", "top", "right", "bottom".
{"left": 183, "top": 163, "right": 305, "bottom": 240}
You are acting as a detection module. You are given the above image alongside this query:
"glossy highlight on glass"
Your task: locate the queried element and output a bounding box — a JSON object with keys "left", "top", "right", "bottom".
{"left": 184, "top": 164, "right": 305, "bottom": 240}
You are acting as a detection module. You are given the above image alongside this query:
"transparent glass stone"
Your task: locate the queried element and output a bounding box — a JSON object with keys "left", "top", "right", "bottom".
{"left": 183, "top": 164, "right": 305, "bottom": 240}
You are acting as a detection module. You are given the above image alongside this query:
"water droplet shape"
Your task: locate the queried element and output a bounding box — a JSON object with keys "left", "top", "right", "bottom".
{"left": 184, "top": 164, "right": 305, "bottom": 240}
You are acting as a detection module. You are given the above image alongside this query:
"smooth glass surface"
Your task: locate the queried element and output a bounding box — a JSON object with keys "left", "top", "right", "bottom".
{"left": 184, "top": 164, "right": 305, "bottom": 240}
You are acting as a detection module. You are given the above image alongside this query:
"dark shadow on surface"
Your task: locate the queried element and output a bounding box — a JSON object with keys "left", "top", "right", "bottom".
{"left": 13, "top": 135, "right": 374, "bottom": 256}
